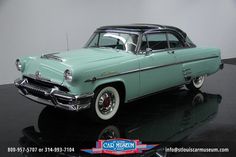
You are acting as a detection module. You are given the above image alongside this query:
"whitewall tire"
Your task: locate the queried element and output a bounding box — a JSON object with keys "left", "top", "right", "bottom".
{"left": 185, "top": 76, "right": 205, "bottom": 91}
{"left": 91, "top": 86, "right": 120, "bottom": 121}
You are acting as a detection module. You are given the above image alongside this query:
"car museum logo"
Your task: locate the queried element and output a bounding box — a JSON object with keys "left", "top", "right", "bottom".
{"left": 81, "top": 139, "right": 158, "bottom": 155}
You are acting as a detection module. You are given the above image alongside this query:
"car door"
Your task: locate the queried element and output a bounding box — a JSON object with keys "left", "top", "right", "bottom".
{"left": 139, "top": 32, "right": 184, "bottom": 96}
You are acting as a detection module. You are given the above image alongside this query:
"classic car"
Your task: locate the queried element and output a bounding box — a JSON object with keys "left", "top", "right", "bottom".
{"left": 14, "top": 24, "right": 223, "bottom": 121}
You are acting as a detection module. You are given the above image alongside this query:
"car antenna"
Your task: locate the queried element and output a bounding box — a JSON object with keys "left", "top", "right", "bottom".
{"left": 66, "top": 33, "right": 69, "bottom": 51}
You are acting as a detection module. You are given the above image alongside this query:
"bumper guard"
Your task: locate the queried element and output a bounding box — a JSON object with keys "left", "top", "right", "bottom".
{"left": 14, "top": 78, "right": 94, "bottom": 111}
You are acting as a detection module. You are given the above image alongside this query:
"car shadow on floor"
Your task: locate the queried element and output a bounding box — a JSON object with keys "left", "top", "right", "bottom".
{"left": 19, "top": 89, "right": 222, "bottom": 157}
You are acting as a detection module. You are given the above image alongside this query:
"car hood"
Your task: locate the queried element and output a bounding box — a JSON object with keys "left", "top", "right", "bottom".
{"left": 23, "top": 48, "right": 130, "bottom": 84}
{"left": 49, "top": 48, "right": 127, "bottom": 65}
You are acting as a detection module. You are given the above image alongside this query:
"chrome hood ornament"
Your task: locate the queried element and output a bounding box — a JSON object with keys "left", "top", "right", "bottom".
{"left": 41, "top": 52, "right": 64, "bottom": 62}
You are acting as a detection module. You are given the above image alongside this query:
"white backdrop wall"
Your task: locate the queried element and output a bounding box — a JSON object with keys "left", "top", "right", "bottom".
{"left": 0, "top": 0, "right": 143, "bottom": 84}
{"left": 0, "top": 0, "right": 236, "bottom": 85}
{"left": 140, "top": 0, "right": 236, "bottom": 59}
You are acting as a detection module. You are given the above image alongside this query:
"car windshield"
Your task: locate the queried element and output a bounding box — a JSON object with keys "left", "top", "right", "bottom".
{"left": 85, "top": 32, "right": 139, "bottom": 53}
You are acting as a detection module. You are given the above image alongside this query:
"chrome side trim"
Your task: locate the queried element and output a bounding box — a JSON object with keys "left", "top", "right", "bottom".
{"left": 85, "top": 55, "right": 219, "bottom": 82}
{"left": 84, "top": 68, "right": 140, "bottom": 82}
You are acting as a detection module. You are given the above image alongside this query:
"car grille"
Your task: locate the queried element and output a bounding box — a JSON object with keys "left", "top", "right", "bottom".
{"left": 23, "top": 76, "right": 69, "bottom": 92}
{"left": 23, "top": 83, "right": 50, "bottom": 98}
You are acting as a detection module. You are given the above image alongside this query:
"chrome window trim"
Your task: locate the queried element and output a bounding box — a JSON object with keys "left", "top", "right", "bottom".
{"left": 84, "top": 30, "right": 141, "bottom": 54}
{"left": 137, "top": 29, "right": 194, "bottom": 55}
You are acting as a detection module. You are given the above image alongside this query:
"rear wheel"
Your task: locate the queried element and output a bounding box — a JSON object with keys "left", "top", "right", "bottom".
{"left": 90, "top": 86, "right": 120, "bottom": 121}
{"left": 185, "top": 76, "right": 205, "bottom": 91}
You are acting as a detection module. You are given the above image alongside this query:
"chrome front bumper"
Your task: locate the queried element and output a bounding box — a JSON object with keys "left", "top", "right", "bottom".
{"left": 14, "top": 78, "right": 94, "bottom": 111}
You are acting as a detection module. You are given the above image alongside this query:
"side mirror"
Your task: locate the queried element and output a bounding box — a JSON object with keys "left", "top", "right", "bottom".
{"left": 145, "top": 48, "right": 152, "bottom": 56}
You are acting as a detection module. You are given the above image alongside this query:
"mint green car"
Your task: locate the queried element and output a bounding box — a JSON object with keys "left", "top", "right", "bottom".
{"left": 14, "top": 24, "right": 223, "bottom": 121}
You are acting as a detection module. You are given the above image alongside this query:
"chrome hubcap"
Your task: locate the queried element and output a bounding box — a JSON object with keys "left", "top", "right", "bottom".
{"left": 98, "top": 91, "right": 116, "bottom": 115}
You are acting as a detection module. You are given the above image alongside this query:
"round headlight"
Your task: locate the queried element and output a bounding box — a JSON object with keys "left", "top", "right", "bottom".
{"left": 64, "top": 69, "right": 73, "bottom": 82}
{"left": 15, "top": 59, "right": 22, "bottom": 71}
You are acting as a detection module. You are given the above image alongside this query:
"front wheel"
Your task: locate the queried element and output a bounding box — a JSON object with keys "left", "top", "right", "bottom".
{"left": 185, "top": 76, "right": 205, "bottom": 91}
{"left": 90, "top": 86, "right": 120, "bottom": 121}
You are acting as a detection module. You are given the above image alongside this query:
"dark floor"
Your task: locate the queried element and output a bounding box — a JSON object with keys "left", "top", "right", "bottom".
{"left": 0, "top": 63, "right": 236, "bottom": 157}
{"left": 222, "top": 58, "right": 236, "bottom": 65}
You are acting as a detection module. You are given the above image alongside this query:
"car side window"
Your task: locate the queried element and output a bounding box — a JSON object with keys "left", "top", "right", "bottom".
{"left": 99, "top": 34, "right": 119, "bottom": 47}
{"left": 167, "top": 33, "right": 184, "bottom": 49}
{"left": 140, "top": 33, "right": 168, "bottom": 51}
{"left": 88, "top": 33, "right": 99, "bottom": 47}
{"left": 140, "top": 35, "right": 148, "bottom": 51}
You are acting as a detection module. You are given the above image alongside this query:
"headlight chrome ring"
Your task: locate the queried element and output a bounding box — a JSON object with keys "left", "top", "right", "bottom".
{"left": 15, "top": 59, "right": 22, "bottom": 71}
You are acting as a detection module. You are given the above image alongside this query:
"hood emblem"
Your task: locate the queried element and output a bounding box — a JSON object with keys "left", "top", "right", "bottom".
{"left": 35, "top": 71, "right": 41, "bottom": 79}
